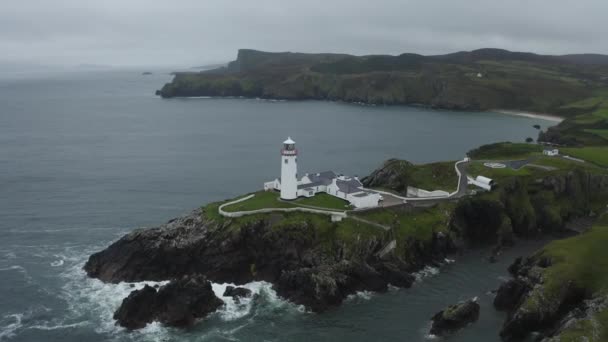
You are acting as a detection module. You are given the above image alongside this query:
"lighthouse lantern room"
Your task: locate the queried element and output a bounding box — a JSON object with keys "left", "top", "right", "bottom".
{"left": 280, "top": 137, "right": 298, "bottom": 200}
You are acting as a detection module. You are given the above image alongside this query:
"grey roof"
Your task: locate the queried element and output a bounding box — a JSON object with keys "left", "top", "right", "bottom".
{"left": 298, "top": 181, "right": 325, "bottom": 189}
{"left": 336, "top": 178, "right": 363, "bottom": 194}
{"left": 297, "top": 170, "right": 336, "bottom": 189}
{"left": 307, "top": 171, "right": 336, "bottom": 184}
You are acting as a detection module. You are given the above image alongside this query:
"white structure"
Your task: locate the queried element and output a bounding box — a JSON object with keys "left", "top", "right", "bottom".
{"left": 543, "top": 149, "right": 559, "bottom": 156}
{"left": 264, "top": 138, "right": 382, "bottom": 208}
{"left": 468, "top": 175, "right": 495, "bottom": 191}
{"left": 279, "top": 137, "right": 298, "bottom": 200}
{"left": 406, "top": 187, "right": 450, "bottom": 198}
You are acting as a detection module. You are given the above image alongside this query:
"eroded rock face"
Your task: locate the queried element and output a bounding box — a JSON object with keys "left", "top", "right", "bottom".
{"left": 496, "top": 255, "right": 587, "bottom": 341}
{"left": 493, "top": 278, "right": 529, "bottom": 311}
{"left": 113, "top": 275, "right": 223, "bottom": 330}
{"left": 84, "top": 208, "right": 450, "bottom": 314}
{"left": 430, "top": 298, "right": 480, "bottom": 336}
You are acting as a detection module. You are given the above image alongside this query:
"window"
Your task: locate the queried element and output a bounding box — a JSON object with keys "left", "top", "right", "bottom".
{"left": 284, "top": 159, "right": 288, "bottom": 164}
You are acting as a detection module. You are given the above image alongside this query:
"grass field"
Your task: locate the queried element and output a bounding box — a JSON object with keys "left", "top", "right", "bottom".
{"left": 562, "top": 147, "right": 608, "bottom": 167}
{"left": 585, "top": 129, "right": 608, "bottom": 141}
{"left": 295, "top": 193, "right": 350, "bottom": 210}
{"left": 353, "top": 204, "right": 452, "bottom": 245}
{"left": 468, "top": 142, "right": 542, "bottom": 160}
{"left": 467, "top": 161, "right": 533, "bottom": 181}
{"left": 408, "top": 161, "right": 458, "bottom": 192}
{"left": 222, "top": 191, "right": 350, "bottom": 212}
{"left": 222, "top": 191, "right": 294, "bottom": 212}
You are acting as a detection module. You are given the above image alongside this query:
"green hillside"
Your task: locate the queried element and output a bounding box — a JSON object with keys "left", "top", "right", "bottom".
{"left": 157, "top": 48, "right": 608, "bottom": 114}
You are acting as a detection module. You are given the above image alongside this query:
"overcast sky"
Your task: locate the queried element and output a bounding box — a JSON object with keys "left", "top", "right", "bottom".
{"left": 2, "top": 0, "right": 607, "bottom": 68}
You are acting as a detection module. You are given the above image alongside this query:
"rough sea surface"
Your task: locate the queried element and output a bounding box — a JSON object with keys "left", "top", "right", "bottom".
{"left": 0, "top": 69, "right": 554, "bottom": 341}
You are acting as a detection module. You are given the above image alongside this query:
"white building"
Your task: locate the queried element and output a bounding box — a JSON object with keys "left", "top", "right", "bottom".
{"left": 264, "top": 138, "right": 382, "bottom": 209}
{"left": 468, "top": 175, "right": 495, "bottom": 191}
{"left": 279, "top": 137, "right": 298, "bottom": 200}
{"left": 543, "top": 149, "right": 559, "bottom": 156}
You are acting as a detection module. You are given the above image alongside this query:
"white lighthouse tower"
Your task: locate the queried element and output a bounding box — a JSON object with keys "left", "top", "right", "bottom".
{"left": 280, "top": 137, "right": 298, "bottom": 200}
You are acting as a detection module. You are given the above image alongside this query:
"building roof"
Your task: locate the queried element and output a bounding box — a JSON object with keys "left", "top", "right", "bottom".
{"left": 336, "top": 178, "right": 363, "bottom": 194}
{"left": 284, "top": 137, "right": 296, "bottom": 144}
{"left": 476, "top": 175, "right": 494, "bottom": 185}
{"left": 298, "top": 181, "right": 325, "bottom": 189}
{"left": 308, "top": 171, "right": 336, "bottom": 184}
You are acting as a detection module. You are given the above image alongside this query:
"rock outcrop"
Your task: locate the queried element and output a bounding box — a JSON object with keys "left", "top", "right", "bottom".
{"left": 113, "top": 275, "right": 223, "bottom": 330}
{"left": 85, "top": 207, "right": 451, "bottom": 315}
{"left": 223, "top": 286, "right": 252, "bottom": 299}
{"left": 495, "top": 254, "right": 587, "bottom": 341}
{"left": 430, "top": 298, "right": 480, "bottom": 336}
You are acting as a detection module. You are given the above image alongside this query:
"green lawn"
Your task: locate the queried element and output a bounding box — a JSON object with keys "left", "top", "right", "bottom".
{"left": 222, "top": 191, "right": 294, "bottom": 212}
{"left": 467, "top": 161, "right": 533, "bottom": 181}
{"left": 585, "top": 129, "right": 608, "bottom": 141}
{"left": 562, "top": 147, "right": 608, "bottom": 167}
{"left": 408, "top": 161, "right": 458, "bottom": 192}
{"left": 294, "top": 193, "right": 350, "bottom": 210}
{"left": 222, "top": 191, "right": 349, "bottom": 212}
{"left": 468, "top": 142, "right": 543, "bottom": 160}
{"left": 353, "top": 203, "right": 452, "bottom": 245}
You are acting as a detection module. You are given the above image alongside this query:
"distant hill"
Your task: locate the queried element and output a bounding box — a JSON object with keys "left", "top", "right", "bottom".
{"left": 157, "top": 48, "right": 608, "bottom": 114}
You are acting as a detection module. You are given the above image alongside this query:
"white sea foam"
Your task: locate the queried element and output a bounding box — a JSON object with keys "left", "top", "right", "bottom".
{"left": 414, "top": 266, "right": 440, "bottom": 282}
{"left": 345, "top": 290, "right": 375, "bottom": 302}
{"left": 60, "top": 259, "right": 169, "bottom": 339}
{"left": 50, "top": 260, "right": 64, "bottom": 267}
{"left": 25, "top": 321, "right": 88, "bottom": 331}
{"left": 0, "top": 265, "right": 25, "bottom": 272}
{"left": 444, "top": 258, "right": 456, "bottom": 264}
{"left": 0, "top": 314, "right": 23, "bottom": 341}
{"left": 4, "top": 252, "right": 16, "bottom": 260}
{"left": 211, "top": 281, "right": 288, "bottom": 321}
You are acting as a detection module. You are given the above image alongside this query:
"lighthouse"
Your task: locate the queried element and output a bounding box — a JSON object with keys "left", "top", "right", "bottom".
{"left": 280, "top": 137, "right": 298, "bottom": 200}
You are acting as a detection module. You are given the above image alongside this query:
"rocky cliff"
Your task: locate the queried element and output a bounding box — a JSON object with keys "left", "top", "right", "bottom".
{"left": 494, "top": 215, "right": 608, "bottom": 341}
{"left": 84, "top": 206, "right": 454, "bottom": 314}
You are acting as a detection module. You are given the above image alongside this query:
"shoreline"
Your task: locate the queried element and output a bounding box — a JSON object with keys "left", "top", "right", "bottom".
{"left": 491, "top": 109, "right": 564, "bottom": 123}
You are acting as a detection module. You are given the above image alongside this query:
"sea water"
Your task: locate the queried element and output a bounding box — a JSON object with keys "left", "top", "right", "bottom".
{"left": 0, "top": 69, "right": 554, "bottom": 341}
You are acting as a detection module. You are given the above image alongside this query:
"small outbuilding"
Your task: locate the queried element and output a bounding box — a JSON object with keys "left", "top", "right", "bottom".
{"left": 468, "top": 175, "right": 495, "bottom": 191}
{"left": 543, "top": 149, "right": 559, "bottom": 156}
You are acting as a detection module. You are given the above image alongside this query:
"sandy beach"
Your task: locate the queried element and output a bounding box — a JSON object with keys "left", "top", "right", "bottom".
{"left": 492, "top": 109, "right": 564, "bottom": 123}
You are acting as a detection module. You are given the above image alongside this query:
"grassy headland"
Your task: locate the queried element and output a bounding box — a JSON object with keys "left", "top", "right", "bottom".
{"left": 157, "top": 48, "right": 608, "bottom": 114}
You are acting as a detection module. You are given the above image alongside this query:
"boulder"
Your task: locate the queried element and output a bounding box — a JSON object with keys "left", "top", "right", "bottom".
{"left": 430, "top": 298, "right": 480, "bottom": 336}
{"left": 113, "top": 275, "right": 223, "bottom": 330}
{"left": 494, "top": 278, "right": 529, "bottom": 311}
{"left": 223, "top": 286, "right": 252, "bottom": 299}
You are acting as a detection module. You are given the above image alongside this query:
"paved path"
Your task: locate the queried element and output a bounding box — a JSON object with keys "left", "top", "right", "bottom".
{"left": 360, "top": 159, "right": 470, "bottom": 207}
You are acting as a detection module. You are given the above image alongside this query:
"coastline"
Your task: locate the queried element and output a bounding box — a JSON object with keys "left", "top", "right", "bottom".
{"left": 491, "top": 109, "right": 564, "bottom": 123}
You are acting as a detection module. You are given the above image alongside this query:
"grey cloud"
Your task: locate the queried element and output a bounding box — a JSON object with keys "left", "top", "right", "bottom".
{"left": 1, "top": 0, "right": 606, "bottom": 68}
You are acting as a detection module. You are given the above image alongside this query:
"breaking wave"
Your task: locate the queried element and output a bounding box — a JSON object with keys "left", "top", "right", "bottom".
{"left": 0, "top": 314, "right": 23, "bottom": 341}
{"left": 414, "top": 266, "right": 440, "bottom": 282}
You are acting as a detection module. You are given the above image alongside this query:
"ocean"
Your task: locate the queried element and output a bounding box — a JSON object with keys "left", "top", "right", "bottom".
{"left": 0, "top": 69, "right": 554, "bottom": 341}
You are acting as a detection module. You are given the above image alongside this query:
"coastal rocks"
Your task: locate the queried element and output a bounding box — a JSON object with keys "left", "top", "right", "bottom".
{"left": 223, "top": 286, "right": 252, "bottom": 300}
{"left": 113, "top": 275, "right": 223, "bottom": 330}
{"left": 496, "top": 255, "right": 587, "bottom": 341}
{"left": 275, "top": 260, "right": 396, "bottom": 312}
{"left": 84, "top": 206, "right": 442, "bottom": 315}
{"left": 493, "top": 278, "right": 529, "bottom": 311}
{"left": 429, "top": 298, "right": 480, "bottom": 336}
{"left": 360, "top": 159, "right": 413, "bottom": 194}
